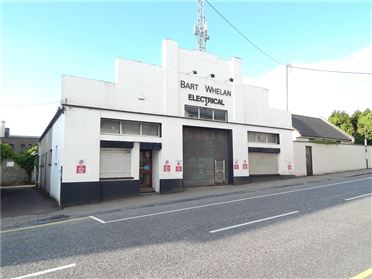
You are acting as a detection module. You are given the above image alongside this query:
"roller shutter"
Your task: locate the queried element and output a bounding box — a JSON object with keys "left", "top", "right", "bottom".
{"left": 183, "top": 126, "right": 231, "bottom": 187}
{"left": 100, "top": 148, "right": 131, "bottom": 178}
{"left": 248, "top": 152, "right": 279, "bottom": 175}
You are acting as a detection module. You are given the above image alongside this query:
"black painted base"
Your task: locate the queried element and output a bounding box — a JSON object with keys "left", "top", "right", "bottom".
{"left": 160, "top": 179, "right": 184, "bottom": 193}
{"left": 249, "top": 175, "right": 295, "bottom": 182}
{"left": 233, "top": 176, "right": 251, "bottom": 185}
{"left": 60, "top": 180, "right": 140, "bottom": 207}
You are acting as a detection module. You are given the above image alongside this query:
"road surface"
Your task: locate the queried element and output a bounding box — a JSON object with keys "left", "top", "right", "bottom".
{"left": 1, "top": 174, "right": 371, "bottom": 278}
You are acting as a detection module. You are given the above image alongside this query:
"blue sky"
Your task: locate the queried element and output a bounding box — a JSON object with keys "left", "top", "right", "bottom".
{"left": 1, "top": 1, "right": 371, "bottom": 135}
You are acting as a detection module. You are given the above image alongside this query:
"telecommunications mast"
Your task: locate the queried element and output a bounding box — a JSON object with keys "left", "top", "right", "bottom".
{"left": 193, "top": 0, "right": 209, "bottom": 51}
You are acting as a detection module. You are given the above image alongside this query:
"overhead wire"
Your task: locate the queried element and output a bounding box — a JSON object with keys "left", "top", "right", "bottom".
{"left": 205, "top": 0, "right": 372, "bottom": 75}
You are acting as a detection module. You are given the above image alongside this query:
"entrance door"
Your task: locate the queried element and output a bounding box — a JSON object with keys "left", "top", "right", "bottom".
{"left": 140, "top": 150, "right": 152, "bottom": 188}
{"left": 306, "top": 146, "right": 313, "bottom": 176}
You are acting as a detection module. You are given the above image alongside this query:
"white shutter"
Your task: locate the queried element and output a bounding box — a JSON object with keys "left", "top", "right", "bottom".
{"left": 100, "top": 148, "right": 131, "bottom": 178}
{"left": 248, "top": 152, "right": 279, "bottom": 175}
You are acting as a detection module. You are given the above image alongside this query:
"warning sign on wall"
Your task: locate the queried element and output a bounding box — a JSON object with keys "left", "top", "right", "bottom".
{"left": 163, "top": 160, "right": 171, "bottom": 172}
{"left": 243, "top": 160, "right": 248, "bottom": 170}
{"left": 175, "top": 160, "right": 183, "bottom": 172}
{"left": 233, "top": 160, "right": 239, "bottom": 170}
{"left": 76, "top": 160, "right": 86, "bottom": 174}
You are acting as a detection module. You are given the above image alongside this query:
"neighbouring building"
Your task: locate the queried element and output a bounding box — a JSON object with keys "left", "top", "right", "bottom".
{"left": 292, "top": 114, "right": 371, "bottom": 176}
{"left": 39, "top": 39, "right": 295, "bottom": 207}
{"left": 0, "top": 121, "right": 39, "bottom": 153}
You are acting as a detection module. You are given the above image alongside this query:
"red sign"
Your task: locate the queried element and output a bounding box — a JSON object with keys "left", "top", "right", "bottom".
{"left": 234, "top": 164, "right": 239, "bottom": 170}
{"left": 76, "top": 165, "right": 86, "bottom": 174}
{"left": 163, "top": 164, "right": 171, "bottom": 172}
{"left": 288, "top": 164, "right": 292, "bottom": 170}
{"left": 176, "top": 163, "right": 182, "bottom": 172}
{"left": 243, "top": 163, "right": 248, "bottom": 170}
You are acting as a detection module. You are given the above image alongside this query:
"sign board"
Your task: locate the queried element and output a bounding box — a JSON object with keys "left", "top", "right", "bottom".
{"left": 243, "top": 160, "right": 248, "bottom": 170}
{"left": 233, "top": 160, "right": 239, "bottom": 170}
{"left": 6, "top": 161, "right": 14, "bottom": 167}
{"left": 175, "top": 160, "right": 183, "bottom": 172}
{"left": 76, "top": 160, "right": 86, "bottom": 174}
{"left": 163, "top": 160, "right": 171, "bottom": 172}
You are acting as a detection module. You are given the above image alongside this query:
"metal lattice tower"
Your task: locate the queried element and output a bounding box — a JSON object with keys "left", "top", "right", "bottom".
{"left": 193, "top": 0, "right": 209, "bottom": 51}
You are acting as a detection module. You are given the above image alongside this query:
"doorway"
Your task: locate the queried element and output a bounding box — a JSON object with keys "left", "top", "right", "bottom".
{"left": 140, "top": 150, "right": 152, "bottom": 189}
{"left": 306, "top": 146, "right": 313, "bottom": 176}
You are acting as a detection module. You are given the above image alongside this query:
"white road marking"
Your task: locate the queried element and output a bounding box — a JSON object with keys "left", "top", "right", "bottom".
{"left": 89, "top": 215, "right": 107, "bottom": 224}
{"left": 344, "top": 192, "right": 372, "bottom": 201}
{"left": 209, "top": 211, "right": 299, "bottom": 233}
{"left": 10, "top": 263, "right": 76, "bottom": 279}
{"left": 99, "top": 176, "right": 371, "bottom": 224}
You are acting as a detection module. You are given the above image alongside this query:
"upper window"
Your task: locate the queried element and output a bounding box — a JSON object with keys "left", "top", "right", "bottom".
{"left": 248, "top": 132, "right": 279, "bottom": 144}
{"left": 185, "top": 105, "right": 227, "bottom": 122}
{"left": 101, "top": 119, "right": 120, "bottom": 134}
{"left": 101, "top": 118, "right": 161, "bottom": 137}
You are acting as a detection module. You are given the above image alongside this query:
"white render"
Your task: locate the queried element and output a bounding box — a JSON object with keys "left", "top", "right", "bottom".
{"left": 39, "top": 39, "right": 294, "bottom": 205}
{"left": 293, "top": 141, "right": 372, "bottom": 176}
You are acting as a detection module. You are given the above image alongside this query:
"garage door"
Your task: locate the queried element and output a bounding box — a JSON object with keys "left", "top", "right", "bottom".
{"left": 248, "top": 152, "right": 279, "bottom": 175}
{"left": 183, "top": 126, "right": 232, "bottom": 187}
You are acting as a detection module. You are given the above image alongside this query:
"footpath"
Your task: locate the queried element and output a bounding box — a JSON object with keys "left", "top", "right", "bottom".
{"left": 1, "top": 169, "right": 371, "bottom": 230}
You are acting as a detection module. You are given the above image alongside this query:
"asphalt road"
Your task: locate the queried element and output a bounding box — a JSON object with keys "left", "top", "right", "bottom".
{"left": 1, "top": 174, "right": 371, "bottom": 278}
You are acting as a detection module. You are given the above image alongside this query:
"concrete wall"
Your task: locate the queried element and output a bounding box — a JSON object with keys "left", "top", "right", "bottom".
{"left": 1, "top": 160, "right": 30, "bottom": 186}
{"left": 293, "top": 141, "right": 372, "bottom": 176}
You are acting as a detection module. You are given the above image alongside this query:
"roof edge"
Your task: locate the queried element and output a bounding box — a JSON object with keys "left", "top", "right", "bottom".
{"left": 39, "top": 107, "right": 64, "bottom": 142}
{"left": 319, "top": 117, "right": 354, "bottom": 142}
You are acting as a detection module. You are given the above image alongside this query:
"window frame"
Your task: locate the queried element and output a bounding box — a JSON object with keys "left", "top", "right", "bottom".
{"left": 184, "top": 105, "right": 228, "bottom": 122}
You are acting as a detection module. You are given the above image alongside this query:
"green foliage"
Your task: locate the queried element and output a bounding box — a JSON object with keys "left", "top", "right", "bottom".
{"left": 357, "top": 111, "right": 372, "bottom": 141}
{"left": 328, "top": 110, "right": 354, "bottom": 136}
{"left": 0, "top": 143, "right": 15, "bottom": 161}
{"left": 328, "top": 109, "right": 372, "bottom": 145}
{"left": 14, "top": 145, "right": 38, "bottom": 175}
{"left": 310, "top": 139, "right": 338, "bottom": 144}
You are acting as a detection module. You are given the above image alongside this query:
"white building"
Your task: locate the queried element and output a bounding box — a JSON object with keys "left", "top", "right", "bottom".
{"left": 39, "top": 39, "right": 294, "bottom": 207}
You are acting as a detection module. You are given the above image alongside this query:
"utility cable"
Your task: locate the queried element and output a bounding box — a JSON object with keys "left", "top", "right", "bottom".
{"left": 206, "top": 0, "right": 372, "bottom": 75}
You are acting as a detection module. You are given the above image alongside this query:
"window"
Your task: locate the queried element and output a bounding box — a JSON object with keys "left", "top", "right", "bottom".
{"left": 142, "top": 123, "right": 159, "bottom": 136}
{"left": 184, "top": 105, "right": 227, "bottom": 122}
{"left": 248, "top": 132, "right": 279, "bottom": 144}
{"left": 101, "top": 119, "right": 120, "bottom": 134}
{"left": 199, "top": 107, "right": 213, "bottom": 120}
{"left": 122, "top": 121, "right": 140, "bottom": 135}
{"left": 101, "top": 119, "right": 161, "bottom": 137}
{"left": 185, "top": 106, "right": 199, "bottom": 118}
{"left": 21, "top": 144, "right": 26, "bottom": 150}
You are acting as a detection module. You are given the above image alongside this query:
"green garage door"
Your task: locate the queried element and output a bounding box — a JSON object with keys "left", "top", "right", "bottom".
{"left": 183, "top": 126, "right": 232, "bottom": 187}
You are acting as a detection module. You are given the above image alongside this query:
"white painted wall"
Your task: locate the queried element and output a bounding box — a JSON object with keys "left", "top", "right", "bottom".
{"left": 50, "top": 115, "right": 64, "bottom": 203}
{"left": 42, "top": 38, "right": 295, "bottom": 194}
{"left": 61, "top": 39, "right": 292, "bottom": 130}
{"left": 293, "top": 141, "right": 372, "bottom": 176}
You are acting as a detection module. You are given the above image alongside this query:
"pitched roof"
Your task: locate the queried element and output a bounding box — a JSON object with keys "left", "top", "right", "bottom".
{"left": 292, "top": 114, "right": 352, "bottom": 141}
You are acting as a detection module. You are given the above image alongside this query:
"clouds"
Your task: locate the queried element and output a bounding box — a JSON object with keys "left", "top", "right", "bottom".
{"left": 245, "top": 46, "right": 372, "bottom": 118}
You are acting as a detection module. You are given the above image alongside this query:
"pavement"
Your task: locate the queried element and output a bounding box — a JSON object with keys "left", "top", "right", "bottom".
{"left": 0, "top": 169, "right": 371, "bottom": 278}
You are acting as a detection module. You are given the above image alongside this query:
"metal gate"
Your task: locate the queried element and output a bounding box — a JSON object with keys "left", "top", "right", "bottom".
{"left": 214, "top": 160, "right": 225, "bottom": 183}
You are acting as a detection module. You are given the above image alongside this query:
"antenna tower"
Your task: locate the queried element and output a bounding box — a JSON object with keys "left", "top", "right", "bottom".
{"left": 193, "top": 0, "right": 209, "bottom": 51}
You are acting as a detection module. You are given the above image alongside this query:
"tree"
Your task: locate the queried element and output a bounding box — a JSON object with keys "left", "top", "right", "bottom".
{"left": 357, "top": 111, "right": 372, "bottom": 143}
{"left": 0, "top": 143, "right": 15, "bottom": 161}
{"left": 328, "top": 110, "right": 354, "bottom": 136}
{"left": 15, "top": 145, "right": 38, "bottom": 176}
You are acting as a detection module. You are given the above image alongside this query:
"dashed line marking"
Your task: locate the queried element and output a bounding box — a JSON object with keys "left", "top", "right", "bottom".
{"left": 10, "top": 263, "right": 76, "bottom": 279}
{"left": 209, "top": 211, "right": 299, "bottom": 233}
{"left": 344, "top": 193, "right": 372, "bottom": 201}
